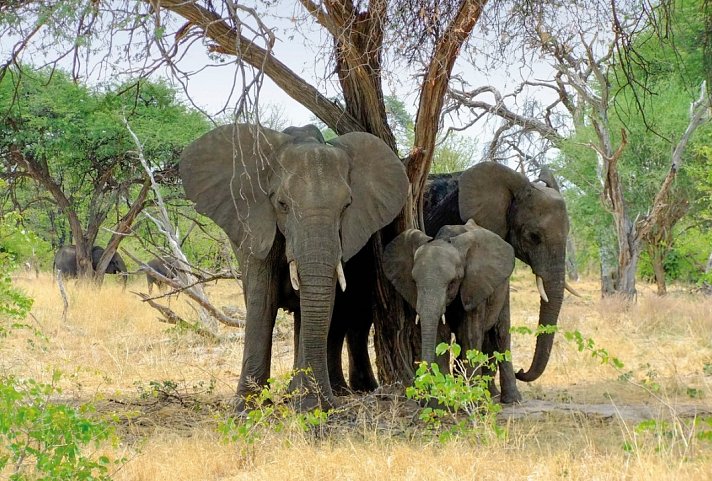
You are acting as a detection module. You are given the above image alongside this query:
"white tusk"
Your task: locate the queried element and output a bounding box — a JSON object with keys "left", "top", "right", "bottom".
{"left": 536, "top": 276, "right": 549, "bottom": 303}
{"left": 441, "top": 314, "right": 446, "bottom": 325}
{"left": 289, "top": 260, "right": 300, "bottom": 291}
{"left": 565, "top": 281, "right": 582, "bottom": 297}
{"left": 415, "top": 314, "right": 420, "bottom": 325}
{"left": 336, "top": 262, "right": 347, "bottom": 292}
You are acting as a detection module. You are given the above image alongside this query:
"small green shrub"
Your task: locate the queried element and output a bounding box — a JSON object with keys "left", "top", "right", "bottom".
{"left": 217, "top": 371, "right": 331, "bottom": 447}
{"left": 0, "top": 371, "right": 119, "bottom": 480}
{"left": 405, "top": 342, "right": 505, "bottom": 442}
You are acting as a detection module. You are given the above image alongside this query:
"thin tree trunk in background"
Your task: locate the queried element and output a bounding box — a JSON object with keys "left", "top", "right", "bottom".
{"left": 600, "top": 243, "right": 618, "bottom": 296}
{"left": 649, "top": 244, "right": 667, "bottom": 296}
{"left": 566, "top": 234, "right": 579, "bottom": 281}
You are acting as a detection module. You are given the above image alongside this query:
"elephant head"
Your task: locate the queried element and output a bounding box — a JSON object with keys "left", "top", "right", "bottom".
{"left": 180, "top": 123, "right": 408, "bottom": 407}
{"left": 384, "top": 220, "right": 514, "bottom": 365}
{"left": 458, "top": 162, "right": 569, "bottom": 382}
{"left": 91, "top": 246, "right": 126, "bottom": 274}
{"left": 91, "top": 246, "right": 127, "bottom": 288}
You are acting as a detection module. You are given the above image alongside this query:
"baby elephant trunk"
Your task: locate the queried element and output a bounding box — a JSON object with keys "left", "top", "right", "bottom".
{"left": 417, "top": 299, "right": 447, "bottom": 366}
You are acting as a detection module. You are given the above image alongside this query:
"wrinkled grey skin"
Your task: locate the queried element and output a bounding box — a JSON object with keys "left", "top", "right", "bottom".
{"left": 180, "top": 123, "right": 408, "bottom": 410}
{"left": 142, "top": 257, "right": 178, "bottom": 294}
{"left": 424, "top": 162, "right": 569, "bottom": 383}
{"left": 384, "top": 220, "right": 521, "bottom": 403}
{"left": 53, "top": 245, "right": 128, "bottom": 287}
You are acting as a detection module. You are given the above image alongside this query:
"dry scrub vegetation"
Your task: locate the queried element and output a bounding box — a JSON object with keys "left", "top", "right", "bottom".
{"left": 3, "top": 270, "right": 712, "bottom": 480}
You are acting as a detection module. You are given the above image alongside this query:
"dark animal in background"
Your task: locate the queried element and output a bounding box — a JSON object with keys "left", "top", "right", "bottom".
{"left": 142, "top": 257, "right": 178, "bottom": 294}
{"left": 52, "top": 245, "right": 128, "bottom": 287}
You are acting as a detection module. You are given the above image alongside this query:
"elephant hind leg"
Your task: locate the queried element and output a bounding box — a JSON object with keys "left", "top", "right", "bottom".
{"left": 491, "top": 292, "right": 522, "bottom": 404}
{"left": 345, "top": 324, "right": 378, "bottom": 392}
{"left": 327, "top": 314, "right": 350, "bottom": 395}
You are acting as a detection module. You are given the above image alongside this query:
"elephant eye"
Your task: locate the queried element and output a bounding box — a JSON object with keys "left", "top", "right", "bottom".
{"left": 277, "top": 199, "right": 289, "bottom": 213}
{"left": 528, "top": 232, "right": 542, "bottom": 245}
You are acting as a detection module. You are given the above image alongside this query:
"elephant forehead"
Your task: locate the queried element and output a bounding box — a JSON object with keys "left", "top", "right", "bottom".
{"left": 413, "top": 243, "right": 461, "bottom": 278}
{"left": 277, "top": 143, "right": 350, "bottom": 179}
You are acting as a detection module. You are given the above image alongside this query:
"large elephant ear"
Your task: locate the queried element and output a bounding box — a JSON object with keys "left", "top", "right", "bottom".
{"left": 328, "top": 133, "right": 409, "bottom": 261}
{"left": 383, "top": 229, "right": 431, "bottom": 308}
{"left": 458, "top": 162, "right": 529, "bottom": 238}
{"left": 451, "top": 226, "right": 515, "bottom": 311}
{"left": 180, "top": 123, "right": 291, "bottom": 259}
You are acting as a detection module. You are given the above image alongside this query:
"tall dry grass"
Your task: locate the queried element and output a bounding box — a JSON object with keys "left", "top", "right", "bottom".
{"left": 2, "top": 272, "right": 711, "bottom": 480}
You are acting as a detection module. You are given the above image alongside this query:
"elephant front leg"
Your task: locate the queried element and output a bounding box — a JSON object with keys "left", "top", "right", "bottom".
{"left": 235, "top": 256, "right": 280, "bottom": 411}
{"left": 454, "top": 309, "right": 484, "bottom": 379}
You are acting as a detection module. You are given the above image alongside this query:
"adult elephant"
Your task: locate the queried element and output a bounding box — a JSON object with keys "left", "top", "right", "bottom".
{"left": 384, "top": 219, "right": 521, "bottom": 402}
{"left": 424, "top": 162, "right": 576, "bottom": 383}
{"left": 53, "top": 245, "right": 128, "bottom": 287}
{"left": 180, "top": 123, "right": 408, "bottom": 410}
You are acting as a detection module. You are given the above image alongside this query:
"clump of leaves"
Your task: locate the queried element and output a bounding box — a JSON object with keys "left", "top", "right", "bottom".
{"left": 406, "top": 342, "right": 505, "bottom": 442}
{"left": 217, "top": 370, "right": 331, "bottom": 448}
{"left": 0, "top": 371, "right": 121, "bottom": 480}
{"left": 0, "top": 211, "right": 34, "bottom": 328}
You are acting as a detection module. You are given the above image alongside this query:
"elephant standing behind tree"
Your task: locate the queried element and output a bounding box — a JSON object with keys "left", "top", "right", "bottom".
{"left": 384, "top": 219, "right": 521, "bottom": 403}
{"left": 53, "top": 245, "right": 128, "bottom": 287}
{"left": 142, "top": 257, "right": 178, "bottom": 294}
{"left": 424, "top": 162, "right": 577, "bottom": 384}
{"left": 180, "top": 123, "right": 408, "bottom": 410}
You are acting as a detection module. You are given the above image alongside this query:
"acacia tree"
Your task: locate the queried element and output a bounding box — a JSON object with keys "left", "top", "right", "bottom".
{"left": 0, "top": 0, "right": 679, "bottom": 378}
{"left": 0, "top": 68, "right": 208, "bottom": 281}
{"left": 445, "top": 0, "right": 711, "bottom": 297}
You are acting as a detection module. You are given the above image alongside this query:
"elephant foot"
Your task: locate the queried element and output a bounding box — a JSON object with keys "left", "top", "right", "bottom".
{"left": 348, "top": 371, "right": 378, "bottom": 393}
{"left": 292, "top": 392, "right": 339, "bottom": 412}
{"left": 499, "top": 387, "right": 523, "bottom": 404}
{"left": 331, "top": 382, "right": 352, "bottom": 397}
{"left": 329, "top": 369, "right": 351, "bottom": 396}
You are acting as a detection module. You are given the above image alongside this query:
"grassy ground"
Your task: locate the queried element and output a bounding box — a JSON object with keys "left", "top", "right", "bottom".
{"left": 2, "top": 270, "right": 711, "bottom": 480}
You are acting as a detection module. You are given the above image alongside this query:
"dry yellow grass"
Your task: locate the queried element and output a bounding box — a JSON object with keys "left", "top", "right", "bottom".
{"left": 3, "top": 271, "right": 712, "bottom": 480}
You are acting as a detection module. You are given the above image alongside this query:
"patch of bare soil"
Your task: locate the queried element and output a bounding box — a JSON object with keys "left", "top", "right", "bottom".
{"left": 92, "top": 382, "right": 711, "bottom": 446}
{"left": 500, "top": 399, "right": 712, "bottom": 422}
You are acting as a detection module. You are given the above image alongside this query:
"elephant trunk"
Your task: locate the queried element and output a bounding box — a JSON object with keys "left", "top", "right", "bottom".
{"left": 417, "top": 295, "right": 445, "bottom": 366}
{"left": 289, "top": 228, "right": 340, "bottom": 409}
{"left": 516, "top": 270, "right": 565, "bottom": 382}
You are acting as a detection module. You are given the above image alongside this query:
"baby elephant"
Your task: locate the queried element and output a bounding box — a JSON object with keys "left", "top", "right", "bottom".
{"left": 384, "top": 219, "right": 522, "bottom": 403}
{"left": 142, "top": 257, "right": 178, "bottom": 294}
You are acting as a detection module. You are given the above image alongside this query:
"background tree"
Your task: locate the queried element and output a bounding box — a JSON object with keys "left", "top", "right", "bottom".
{"left": 0, "top": 68, "right": 209, "bottom": 281}
{"left": 447, "top": 0, "right": 711, "bottom": 297}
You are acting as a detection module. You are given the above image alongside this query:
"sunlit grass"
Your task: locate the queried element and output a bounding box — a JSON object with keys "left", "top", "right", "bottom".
{"left": 3, "top": 270, "right": 712, "bottom": 480}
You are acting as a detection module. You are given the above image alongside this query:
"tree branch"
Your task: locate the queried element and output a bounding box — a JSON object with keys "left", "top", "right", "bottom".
{"left": 408, "top": 0, "right": 487, "bottom": 210}
{"left": 152, "top": 0, "right": 364, "bottom": 134}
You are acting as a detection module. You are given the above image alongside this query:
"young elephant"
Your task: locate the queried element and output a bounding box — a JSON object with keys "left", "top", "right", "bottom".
{"left": 384, "top": 220, "right": 522, "bottom": 403}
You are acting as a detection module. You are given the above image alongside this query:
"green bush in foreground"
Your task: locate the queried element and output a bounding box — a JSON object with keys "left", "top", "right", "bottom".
{"left": 1, "top": 231, "right": 121, "bottom": 480}
{"left": 0, "top": 371, "right": 119, "bottom": 481}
